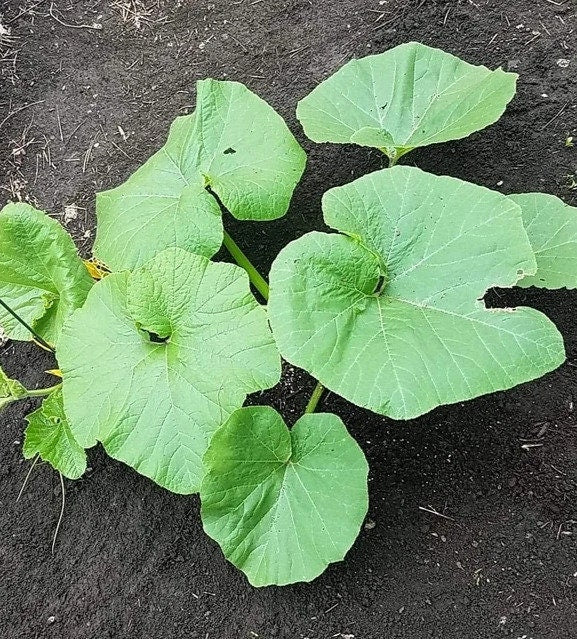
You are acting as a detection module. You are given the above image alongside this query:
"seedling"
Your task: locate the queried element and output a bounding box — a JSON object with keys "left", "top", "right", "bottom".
{"left": 1, "top": 45, "right": 576, "bottom": 587}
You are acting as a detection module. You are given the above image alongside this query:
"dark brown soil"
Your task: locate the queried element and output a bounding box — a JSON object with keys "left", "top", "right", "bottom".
{"left": 1, "top": 1, "right": 577, "bottom": 637}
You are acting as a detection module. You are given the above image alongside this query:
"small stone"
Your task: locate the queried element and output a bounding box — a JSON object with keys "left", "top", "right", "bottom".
{"left": 557, "top": 59, "right": 570, "bottom": 68}
{"left": 64, "top": 203, "right": 79, "bottom": 225}
{"left": 47, "top": 616, "right": 56, "bottom": 625}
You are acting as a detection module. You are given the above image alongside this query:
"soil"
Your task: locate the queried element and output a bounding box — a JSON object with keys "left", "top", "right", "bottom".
{"left": 1, "top": 0, "right": 577, "bottom": 637}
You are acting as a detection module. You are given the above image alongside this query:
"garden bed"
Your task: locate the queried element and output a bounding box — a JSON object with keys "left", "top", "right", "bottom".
{"left": 1, "top": 0, "right": 576, "bottom": 637}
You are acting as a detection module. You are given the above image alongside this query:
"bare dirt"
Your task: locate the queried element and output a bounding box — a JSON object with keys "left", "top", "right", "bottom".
{"left": 1, "top": 1, "right": 576, "bottom": 637}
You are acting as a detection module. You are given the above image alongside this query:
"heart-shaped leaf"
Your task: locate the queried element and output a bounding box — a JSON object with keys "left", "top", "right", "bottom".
{"left": 57, "top": 248, "right": 281, "bottom": 493}
{"left": 510, "top": 193, "right": 577, "bottom": 290}
{"left": 200, "top": 406, "right": 368, "bottom": 586}
{"left": 268, "top": 166, "right": 565, "bottom": 420}
{"left": 95, "top": 79, "right": 307, "bottom": 271}
{"left": 0, "top": 366, "right": 27, "bottom": 412}
{"left": 0, "top": 203, "right": 93, "bottom": 346}
{"left": 23, "top": 388, "right": 87, "bottom": 480}
{"left": 297, "top": 42, "right": 517, "bottom": 162}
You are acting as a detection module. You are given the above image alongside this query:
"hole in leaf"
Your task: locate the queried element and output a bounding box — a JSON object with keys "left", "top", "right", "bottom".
{"left": 144, "top": 330, "right": 170, "bottom": 344}
{"left": 373, "top": 274, "right": 387, "bottom": 296}
{"left": 223, "top": 147, "right": 236, "bottom": 154}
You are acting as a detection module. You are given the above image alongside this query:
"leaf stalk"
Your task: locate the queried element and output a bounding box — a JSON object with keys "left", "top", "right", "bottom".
{"left": 223, "top": 228, "right": 326, "bottom": 414}
{"left": 304, "top": 381, "right": 325, "bottom": 414}
{"left": 0, "top": 298, "right": 55, "bottom": 352}
{"left": 25, "top": 383, "right": 62, "bottom": 398}
{"left": 222, "top": 230, "right": 270, "bottom": 301}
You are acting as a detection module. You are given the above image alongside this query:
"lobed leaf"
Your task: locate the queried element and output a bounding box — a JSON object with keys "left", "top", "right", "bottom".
{"left": 0, "top": 366, "right": 27, "bottom": 412}
{"left": 57, "top": 248, "right": 281, "bottom": 494}
{"left": 23, "top": 388, "right": 87, "bottom": 480}
{"left": 268, "top": 166, "right": 565, "bottom": 420}
{"left": 510, "top": 193, "right": 577, "bottom": 290}
{"left": 201, "top": 406, "right": 368, "bottom": 586}
{"left": 95, "top": 79, "right": 307, "bottom": 271}
{"left": 0, "top": 203, "right": 93, "bottom": 346}
{"left": 297, "top": 42, "right": 517, "bottom": 162}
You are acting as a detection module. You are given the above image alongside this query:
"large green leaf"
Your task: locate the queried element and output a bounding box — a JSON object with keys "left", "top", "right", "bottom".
{"left": 23, "top": 388, "right": 87, "bottom": 480}
{"left": 201, "top": 406, "right": 368, "bottom": 586}
{"left": 268, "top": 167, "right": 565, "bottom": 420}
{"left": 0, "top": 203, "right": 93, "bottom": 346}
{"left": 95, "top": 79, "right": 306, "bottom": 271}
{"left": 0, "top": 366, "right": 27, "bottom": 412}
{"left": 297, "top": 42, "right": 517, "bottom": 162}
{"left": 510, "top": 193, "right": 577, "bottom": 290}
{"left": 57, "top": 248, "right": 281, "bottom": 493}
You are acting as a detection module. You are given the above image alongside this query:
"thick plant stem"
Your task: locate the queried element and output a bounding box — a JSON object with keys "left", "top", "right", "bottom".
{"left": 0, "top": 298, "right": 55, "bottom": 352}
{"left": 223, "top": 227, "right": 326, "bottom": 415}
{"left": 305, "top": 381, "right": 325, "bottom": 414}
{"left": 26, "top": 383, "right": 62, "bottom": 398}
{"left": 388, "top": 154, "right": 397, "bottom": 168}
{"left": 222, "top": 230, "right": 270, "bottom": 301}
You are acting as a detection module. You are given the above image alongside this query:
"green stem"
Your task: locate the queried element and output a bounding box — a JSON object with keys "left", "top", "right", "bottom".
{"left": 0, "top": 298, "right": 54, "bottom": 352}
{"left": 223, "top": 228, "right": 326, "bottom": 414}
{"left": 26, "top": 383, "right": 61, "bottom": 398}
{"left": 304, "top": 381, "right": 325, "bottom": 414}
{"left": 388, "top": 154, "right": 398, "bottom": 168}
{"left": 222, "top": 230, "right": 270, "bottom": 301}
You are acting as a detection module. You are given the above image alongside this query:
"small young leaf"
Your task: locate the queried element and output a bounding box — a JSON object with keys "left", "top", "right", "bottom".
{"left": 57, "top": 248, "right": 281, "bottom": 494}
{"left": 297, "top": 42, "right": 517, "bottom": 161}
{"left": 23, "top": 388, "right": 87, "bottom": 480}
{"left": 201, "top": 406, "right": 368, "bottom": 587}
{"left": 510, "top": 193, "right": 577, "bottom": 290}
{"left": 95, "top": 79, "right": 306, "bottom": 271}
{"left": 0, "top": 203, "right": 93, "bottom": 345}
{"left": 0, "top": 366, "right": 27, "bottom": 412}
{"left": 268, "top": 166, "right": 565, "bottom": 420}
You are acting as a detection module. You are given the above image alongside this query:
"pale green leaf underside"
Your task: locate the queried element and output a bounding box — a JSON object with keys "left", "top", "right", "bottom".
{"left": 201, "top": 406, "right": 368, "bottom": 586}
{"left": 0, "top": 366, "right": 27, "bottom": 412}
{"left": 297, "top": 41, "right": 517, "bottom": 160}
{"left": 268, "top": 167, "right": 565, "bottom": 420}
{"left": 95, "top": 79, "right": 306, "bottom": 271}
{"left": 58, "top": 248, "right": 281, "bottom": 494}
{"left": 0, "top": 203, "right": 93, "bottom": 345}
{"left": 510, "top": 193, "right": 577, "bottom": 290}
{"left": 23, "top": 388, "right": 87, "bottom": 480}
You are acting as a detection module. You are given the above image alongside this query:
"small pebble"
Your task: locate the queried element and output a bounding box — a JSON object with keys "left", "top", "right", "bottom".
{"left": 364, "top": 518, "right": 376, "bottom": 530}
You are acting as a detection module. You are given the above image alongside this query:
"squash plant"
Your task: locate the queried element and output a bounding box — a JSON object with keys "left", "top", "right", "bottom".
{"left": 1, "top": 44, "right": 576, "bottom": 587}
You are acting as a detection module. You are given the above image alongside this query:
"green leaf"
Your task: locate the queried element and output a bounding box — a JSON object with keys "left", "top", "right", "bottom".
{"left": 268, "top": 166, "right": 565, "bottom": 420}
{"left": 57, "top": 248, "right": 281, "bottom": 494}
{"left": 0, "top": 366, "right": 27, "bottom": 412}
{"left": 23, "top": 388, "right": 87, "bottom": 480}
{"left": 297, "top": 42, "right": 517, "bottom": 162}
{"left": 95, "top": 79, "right": 306, "bottom": 271}
{"left": 510, "top": 193, "right": 577, "bottom": 290}
{"left": 0, "top": 203, "right": 93, "bottom": 346}
{"left": 201, "top": 406, "right": 368, "bottom": 586}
